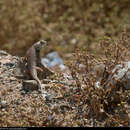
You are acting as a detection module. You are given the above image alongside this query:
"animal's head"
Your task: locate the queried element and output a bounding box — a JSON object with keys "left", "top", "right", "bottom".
{"left": 34, "top": 40, "right": 47, "bottom": 51}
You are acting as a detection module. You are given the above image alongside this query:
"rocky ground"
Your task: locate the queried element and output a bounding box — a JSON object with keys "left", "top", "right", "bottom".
{"left": 0, "top": 0, "right": 130, "bottom": 127}
{"left": 0, "top": 50, "right": 129, "bottom": 127}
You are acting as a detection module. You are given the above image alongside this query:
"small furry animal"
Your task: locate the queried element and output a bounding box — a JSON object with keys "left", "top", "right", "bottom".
{"left": 26, "top": 40, "right": 47, "bottom": 93}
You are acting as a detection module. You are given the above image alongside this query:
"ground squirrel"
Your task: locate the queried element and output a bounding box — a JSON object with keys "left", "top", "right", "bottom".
{"left": 26, "top": 40, "right": 47, "bottom": 93}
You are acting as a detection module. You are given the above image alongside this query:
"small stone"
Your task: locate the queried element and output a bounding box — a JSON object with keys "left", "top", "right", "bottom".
{"left": 94, "top": 81, "right": 101, "bottom": 89}
{"left": 71, "top": 38, "right": 77, "bottom": 44}
{"left": 10, "top": 77, "right": 17, "bottom": 81}
{"left": 5, "top": 62, "right": 15, "bottom": 68}
{"left": 41, "top": 91, "right": 48, "bottom": 99}
{"left": 21, "top": 90, "right": 26, "bottom": 95}
{"left": 118, "top": 124, "right": 123, "bottom": 127}
{"left": 0, "top": 75, "right": 3, "bottom": 79}
{"left": 48, "top": 115, "right": 54, "bottom": 120}
{"left": 0, "top": 51, "right": 9, "bottom": 56}
{"left": 22, "top": 80, "right": 38, "bottom": 91}
{"left": 45, "top": 93, "right": 53, "bottom": 101}
{"left": 1, "top": 108, "right": 6, "bottom": 112}
{"left": 1, "top": 100, "right": 6, "bottom": 108}
{"left": 32, "top": 93, "right": 38, "bottom": 98}
{"left": 15, "top": 99, "right": 20, "bottom": 105}
{"left": 62, "top": 122, "right": 67, "bottom": 127}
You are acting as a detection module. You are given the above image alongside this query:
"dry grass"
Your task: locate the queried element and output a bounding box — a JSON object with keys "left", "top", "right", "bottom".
{"left": 0, "top": 0, "right": 129, "bottom": 127}
{"left": 0, "top": 0, "right": 130, "bottom": 56}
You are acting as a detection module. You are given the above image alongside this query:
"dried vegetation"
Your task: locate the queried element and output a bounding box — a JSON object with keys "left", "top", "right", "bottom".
{"left": 0, "top": 0, "right": 129, "bottom": 127}
{"left": 0, "top": 0, "right": 130, "bottom": 55}
{"left": 66, "top": 30, "right": 130, "bottom": 127}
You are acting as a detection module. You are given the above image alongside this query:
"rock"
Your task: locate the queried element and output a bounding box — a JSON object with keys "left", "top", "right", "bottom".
{"left": 22, "top": 80, "right": 38, "bottom": 91}
{"left": 41, "top": 91, "right": 49, "bottom": 100}
{"left": 71, "top": 38, "right": 77, "bottom": 44}
{"left": 46, "top": 52, "right": 64, "bottom": 64}
{"left": 1, "top": 100, "right": 6, "bottom": 108}
{"left": 48, "top": 115, "right": 54, "bottom": 121}
{"left": 0, "top": 51, "right": 9, "bottom": 56}
{"left": 41, "top": 51, "right": 64, "bottom": 68}
{"left": 5, "top": 62, "right": 15, "bottom": 68}
{"left": 45, "top": 93, "right": 53, "bottom": 101}
{"left": 41, "top": 51, "right": 72, "bottom": 81}
{"left": 106, "top": 61, "right": 130, "bottom": 90}
{"left": 94, "top": 81, "right": 101, "bottom": 89}
{"left": 41, "top": 58, "right": 49, "bottom": 68}
{"left": 10, "top": 77, "right": 17, "bottom": 81}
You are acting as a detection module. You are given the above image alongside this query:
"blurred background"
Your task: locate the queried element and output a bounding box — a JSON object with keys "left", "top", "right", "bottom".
{"left": 0, "top": 0, "right": 130, "bottom": 57}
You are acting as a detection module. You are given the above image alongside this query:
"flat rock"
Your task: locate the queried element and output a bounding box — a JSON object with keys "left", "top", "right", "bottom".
{"left": 0, "top": 51, "right": 9, "bottom": 56}
{"left": 22, "top": 80, "right": 38, "bottom": 91}
{"left": 106, "top": 61, "right": 130, "bottom": 90}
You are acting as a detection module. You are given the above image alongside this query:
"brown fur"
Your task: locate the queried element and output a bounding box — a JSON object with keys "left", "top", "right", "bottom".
{"left": 26, "top": 40, "right": 47, "bottom": 92}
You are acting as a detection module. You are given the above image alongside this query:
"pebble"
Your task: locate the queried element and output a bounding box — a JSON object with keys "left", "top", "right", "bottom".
{"left": 0, "top": 75, "right": 3, "bottom": 79}
{"left": 94, "top": 81, "right": 101, "bottom": 89}
{"left": 71, "top": 38, "right": 77, "bottom": 44}
{"left": 44, "top": 93, "right": 53, "bottom": 101}
{"left": 22, "top": 80, "right": 38, "bottom": 91}
{"left": 48, "top": 115, "right": 54, "bottom": 121}
{"left": 5, "top": 62, "right": 15, "bottom": 68}
{"left": 10, "top": 77, "right": 17, "bottom": 81}
{"left": 21, "top": 90, "right": 26, "bottom": 95}
{"left": 1, "top": 100, "right": 7, "bottom": 108}
{"left": 0, "top": 51, "right": 8, "bottom": 56}
{"left": 32, "top": 94, "right": 38, "bottom": 98}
